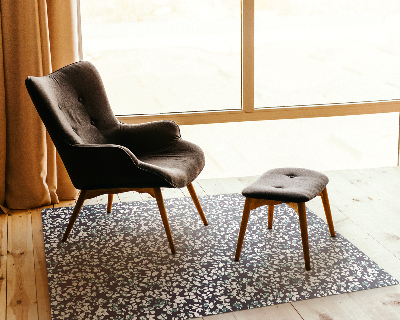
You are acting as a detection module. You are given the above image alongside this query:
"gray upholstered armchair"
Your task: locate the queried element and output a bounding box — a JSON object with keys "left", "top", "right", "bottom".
{"left": 25, "top": 61, "right": 208, "bottom": 254}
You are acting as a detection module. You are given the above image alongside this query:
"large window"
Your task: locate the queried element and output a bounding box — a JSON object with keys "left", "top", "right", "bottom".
{"left": 79, "top": 0, "right": 400, "bottom": 124}
{"left": 80, "top": 0, "right": 241, "bottom": 116}
{"left": 255, "top": 0, "right": 400, "bottom": 108}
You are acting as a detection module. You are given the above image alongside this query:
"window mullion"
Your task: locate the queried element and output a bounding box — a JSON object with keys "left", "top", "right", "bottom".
{"left": 242, "top": 0, "right": 254, "bottom": 113}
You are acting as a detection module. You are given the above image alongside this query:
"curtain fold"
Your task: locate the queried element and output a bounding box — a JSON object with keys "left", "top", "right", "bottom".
{"left": 0, "top": 0, "right": 79, "bottom": 210}
{"left": 0, "top": 11, "right": 6, "bottom": 211}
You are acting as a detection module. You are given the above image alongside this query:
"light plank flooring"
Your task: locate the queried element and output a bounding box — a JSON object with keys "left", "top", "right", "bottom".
{"left": 2, "top": 167, "right": 400, "bottom": 319}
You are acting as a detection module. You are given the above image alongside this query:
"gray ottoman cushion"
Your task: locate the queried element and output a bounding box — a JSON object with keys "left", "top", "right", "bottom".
{"left": 242, "top": 168, "right": 329, "bottom": 202}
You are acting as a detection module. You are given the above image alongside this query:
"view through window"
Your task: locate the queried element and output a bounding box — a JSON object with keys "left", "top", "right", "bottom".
{"left": 80, "top": 0, "right": 241, "bottom": 116}
{"left": 255, "top": 0, "right": 400, "bottom": 108}
{"left": 81, "top": 1, "right": 400, "bottom": 117}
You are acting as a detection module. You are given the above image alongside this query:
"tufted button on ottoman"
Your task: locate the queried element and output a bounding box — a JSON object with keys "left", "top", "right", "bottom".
{"left": 234, "top": 168, "right": 335, "bottom": 270}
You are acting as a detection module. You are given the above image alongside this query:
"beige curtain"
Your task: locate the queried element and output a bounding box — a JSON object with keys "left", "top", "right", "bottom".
{"left": 0, "top": 0, "right": 80, "bottom": 210}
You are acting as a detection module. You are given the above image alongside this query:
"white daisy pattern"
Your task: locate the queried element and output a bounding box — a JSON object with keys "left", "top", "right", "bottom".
{"left": 42, "top": 194, "right": 398, "bottom": 320}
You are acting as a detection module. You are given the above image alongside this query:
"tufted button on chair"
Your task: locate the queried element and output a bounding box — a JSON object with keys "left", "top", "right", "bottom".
{"left": 25, "top": 61, "right": 208, "bottom": 254}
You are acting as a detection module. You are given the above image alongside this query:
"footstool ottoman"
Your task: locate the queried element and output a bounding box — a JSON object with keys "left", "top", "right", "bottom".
{"left": 234, "top": 168, "right": 335, "bottom": 270}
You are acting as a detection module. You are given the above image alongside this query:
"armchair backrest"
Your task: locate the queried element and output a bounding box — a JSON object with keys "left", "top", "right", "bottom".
{"left": 25, "top": 61, "right": 120, "bottom": 149}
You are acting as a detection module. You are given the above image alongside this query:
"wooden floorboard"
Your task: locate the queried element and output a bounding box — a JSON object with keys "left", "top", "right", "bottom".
{"left": 291, "top": 293, "right": 370, "bottom": 320}
{"left": 2, "top": 167, "right": 400, "bottom": 319}
{"left": 7, "top": 211, "right": 38, "bottom": 320}
{"left": 0, "top": 213, "right": 7, "bottom": 320}
{"left": 31, "top": 209, "right": 51, "bottom": 320}
{"left": 347, "top": 286, "right": 400, "bottom": 320}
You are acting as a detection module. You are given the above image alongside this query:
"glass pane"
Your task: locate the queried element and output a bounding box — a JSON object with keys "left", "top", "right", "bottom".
{"left": 255, "top": 0, "right": 400, "bottom": 108}
{"left": 80, "top": 0, "right": 241, "bottom": 116}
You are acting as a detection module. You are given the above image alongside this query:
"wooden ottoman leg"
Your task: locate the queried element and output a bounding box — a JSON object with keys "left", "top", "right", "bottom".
{"left": 268, "top": 204, "right": 274, "bottom": 229}
{"left": 235, "top": 198, "right": 253, "bottom": 261}
{"left": 107, "top": 194, "right": 113, "bottom": 213}
{"left": 320, "top": 187, "right": 335, "bottom": 237}
{"left": 297, "top": 202, "right": 311, "bottom": 271}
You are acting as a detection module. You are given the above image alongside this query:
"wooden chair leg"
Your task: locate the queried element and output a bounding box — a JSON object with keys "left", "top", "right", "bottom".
{"left": 235, "top": 198, "right": 253, "bottom": 261}
{"left": 107, "top": 194, "right": 113, "bottom": 213}
{"left": 297, "top": 202, "right": 311, "bottom": 271}
{"left": 62, "top": 190, "right": 88, "bottom": 242}
{"left": 187, "top": 183, "right": 208, "bottom": 225}
{"left": 268, "top": 204, "right": 274, "bottom": 229}
{"left": 153, "top": 187, "right": 176, "bottom": 254}
{"left": 320, "top": 187, "right": 335, "bottom": 237}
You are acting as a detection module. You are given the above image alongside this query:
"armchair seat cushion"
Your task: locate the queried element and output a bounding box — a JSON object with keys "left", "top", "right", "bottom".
{"left": 242, "top": 168, "right": 329, "bottom": 203}
{"left": 138, "top": 139, "right": 205, "bottom": 188}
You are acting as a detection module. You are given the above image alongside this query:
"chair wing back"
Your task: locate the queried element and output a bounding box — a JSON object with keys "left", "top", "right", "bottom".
{"left": 25, "top": 61, "right": 120, "bottom": 149}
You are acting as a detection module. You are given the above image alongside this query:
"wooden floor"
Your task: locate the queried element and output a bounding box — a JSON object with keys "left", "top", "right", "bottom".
{"left": 2, "top": 166, "right": 400, "bottom": 320}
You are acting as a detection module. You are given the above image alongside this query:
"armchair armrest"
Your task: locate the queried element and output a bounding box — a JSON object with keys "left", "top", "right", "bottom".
{"left": 115, "top": 120, "right": 181, "bottom": 155}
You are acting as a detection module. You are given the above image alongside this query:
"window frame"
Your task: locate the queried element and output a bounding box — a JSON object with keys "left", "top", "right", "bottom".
{"left": 77, "top": 0, "right": 400, "bottom": 126}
